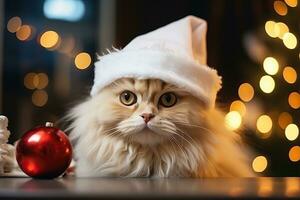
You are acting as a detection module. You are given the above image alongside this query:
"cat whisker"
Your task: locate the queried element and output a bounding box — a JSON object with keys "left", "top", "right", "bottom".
{"left": 171, "top": 121, "right": 215, "bottom": 135}
{"left": 175, "top": 127, "right": 198, "bottom": 144}
{"left": 169, "top": 135, "right": 188, "bottom": 159}
{"left": 167, "top": 129, "right": 196, "bottom": 150}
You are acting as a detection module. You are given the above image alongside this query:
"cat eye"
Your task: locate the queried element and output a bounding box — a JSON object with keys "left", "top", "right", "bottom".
{"left": 120, "top": 90, "right": 137, "bottom": 106}
{"left": 159, "top": 92, "right": 177, "bottom": 107}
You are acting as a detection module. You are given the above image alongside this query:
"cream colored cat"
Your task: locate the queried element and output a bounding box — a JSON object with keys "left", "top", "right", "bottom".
{"left": 68, "top": 78, "right": 253, "bottom": 177}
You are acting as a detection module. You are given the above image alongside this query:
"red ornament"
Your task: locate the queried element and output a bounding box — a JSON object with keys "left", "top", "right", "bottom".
{"left": 16, "top": 122, "right": 72, "bottom": 179}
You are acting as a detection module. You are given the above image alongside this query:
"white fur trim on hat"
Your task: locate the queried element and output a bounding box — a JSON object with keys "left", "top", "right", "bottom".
{"left": 91, "top": 16, "right": 222, "bottom": 108}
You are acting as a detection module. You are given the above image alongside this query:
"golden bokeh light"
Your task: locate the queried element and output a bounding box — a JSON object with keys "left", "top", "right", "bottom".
{"left": 263, "top": 57, "right": 279, "bottom": 75}
{"left": 283, "top": 66, "right": 297, "bottom": 84}
{"left": 256, "top": 115, "right": 272, "bottom": 134}
{"left": 36, "top": 73, "right": 49, "bottom": 89}
{"left": 274, "top": 1, "right": 288, "bottom": 16}
{"left": 24, "top": 73, "right": 38, "bottom": 90}
{"left": 258, "top": 178, "right": 273, "bottom": 197}
{"left": 259, "top": 75, "right": 275, "bottom": 94}
{"left": 7, "top": 16, "right": 22, "bottom": 33}
{"left": 16, "top": 25, "right": 32, "bottom": 41}
{"left": 276, "top": 22, "right": 289, "bottom": 39}
{"left": 230, "top": 100, "right": 246, "bottom": 116}
{"left": 285, "top": 124, "right": 299, "bottom": 141}
{"left": 265, "top": 21, "right": 279, "bottom": 38}
{"left": 278, "top": 112, "right": 293, "bottom": 129}
{"left": 40, "top": 31, "right": 60, "bottom": 49}
{"left": 285, "top": 178, "right": 300, "bottom": 197}
{"left": 225, "top": 111, "right": 242, "bottom": 130}
{"left": 289, "top": 146, "right": 300, "bottom": 162}
{"left": 283, "top": 32, "right": 297, "bottom": 49}
{"left": 285, "top": 0, "right": 298, "bottom": 7}
{"left": 288, "top": 92, "right": 300, "bottom": 109}
{"left": 32, "top": 90, "right": 48, "bottom": 107}
{"left": 75, "top": 52, "right": 92, "bottom": 69}
{"left": 252, "top": 156, "right": 268, "bottom": 173}
{"left": 238, "top": 83, "right": 254, "bottom": 102}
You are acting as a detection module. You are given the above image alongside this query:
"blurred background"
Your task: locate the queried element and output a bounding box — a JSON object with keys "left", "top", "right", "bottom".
{"left": 0, "top": 0, "right": 300, "bottom": 176}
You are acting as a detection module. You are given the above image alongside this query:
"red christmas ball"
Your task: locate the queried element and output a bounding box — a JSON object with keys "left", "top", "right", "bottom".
{"left": 16, "top": 122, "right": 72, "bottom": 179}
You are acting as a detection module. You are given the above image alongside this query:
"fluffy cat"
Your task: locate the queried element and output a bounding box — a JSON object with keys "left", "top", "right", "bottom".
{"left": 68, "top": 78, "right": 254, "bottom": 177}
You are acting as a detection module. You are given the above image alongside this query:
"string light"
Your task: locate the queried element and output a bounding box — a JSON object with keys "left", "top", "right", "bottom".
{"left": 7, "top": 16, "right": 22, "bottom": 33}
{"left": 278, "top": 112, "right": 293, "bottom": 129}
{"left": 283, "top": 32, "right": 297, "bottom": 49}
{"left": 230, "top": 100, "right": 246, "bottom": 116}
{"left": 40, "top": 30, "right": 60, "bottom": 49}
{"left": 289, "top": 146, "right": 300, "bottom": 162}
{"left": 252, "top": 156, "right": 268, "bottom": 173}
{"left": 259, "top": 75, "right": 275, "bottom": 93}
{"left": 274, "top": 1, "right": 288, "bottom": 16}
{"left": 263, "top": 57, "right": 279, "bottom": 75}
{"left": 283, "top": 66, "right": 297, "bottom": 84}
{"left": 74, "top": 52, "right": 91, "bottom": 69}
{"left": 285, "top": 124, "right": 299, "bottom": 141}
{"left": 238, "top": 83, "right": 254, "bottom": 102}
{"left": 284, "top": 0, "right": 298, "bottom": 7}
{"left": 256, "top": 115, "right": 273, "bottom": 134}
{"left": 288, "top": 92, "right": 300, "bottom": 109}
{"left": 16, "top": 25, "right": 32, "bottom": 41}
{"left": 225, "top": 111, "right": 242, "bottom": 130}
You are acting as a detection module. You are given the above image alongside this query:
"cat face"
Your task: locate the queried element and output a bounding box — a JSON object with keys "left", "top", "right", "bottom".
{"left": 91, "top": 78, "right": 206, "bottom": 146}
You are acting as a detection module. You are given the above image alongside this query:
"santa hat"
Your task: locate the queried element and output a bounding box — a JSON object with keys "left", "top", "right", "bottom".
{"left": 91, "top": 15, "right": 222, "bottom": 108}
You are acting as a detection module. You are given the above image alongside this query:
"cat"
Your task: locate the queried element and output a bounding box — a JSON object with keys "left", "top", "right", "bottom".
{"left": 67, "top": 78, "right": 254, "bottom": 177}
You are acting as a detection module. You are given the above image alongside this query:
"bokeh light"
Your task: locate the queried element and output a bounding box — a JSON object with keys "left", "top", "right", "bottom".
{"left": 289, "top": 146, "right": 300, "bottom": 162}
{"left": 36, "top": 73, "right": 49, "bottom": 89}
{"left": 74, "top": 52, "right": 91, "bottom": 69}
{"left": 283, "top": 32, "right": 297, "bottom": 49}
{"left": 24, "top": 73, "right": 38, "bottom": 90}
{"left": 263, "top": 57, "right": 279, "bottom": 75}
{"left": 285, "top": 0, "right": 298, "bottom": 7}
{"left": 256, "top": 115, "right": 272, "bottom": 134}
{"left": 259, "top": 75, "right": 275, "bottom": 93}
{"left": 230, "top": 100, "right": 246, "bottom": 116}
{"left": 274, "top": 1, "right": 288, "bottom": 16}
{"left": 7, "top": 16, "right": 22, "bottom": 33}
{"left": 40, "top": 30, "right": 60, "bottom": 49}
{"left": 285, "top": 124, "right": 299, "bottom": 141}
{"left": 265, "top": 21, "right": 279, "bottom": 38}
{"left": 276, "top": 22, "right": 289, "bottom": 39}
{"left": 283, "top": 66, "right": 297, "bottom": 84}
{"left": 278, "top": 112, "right": 293, "bottom": 129}
{"left": 225, "top": 111, "right": 242, "bottom": 130}
{"left": 16, "top": 25, "right": 32, "bottom": 41}
{"left": 252, "top": 156, "right": 268, "bottom": 173}
{"left": 32, "top": 90, "right": 48, "bottom": 107}
{"left": 288, "top": 92, "right": 300, "bottom": 109}
{"left": 285, "top": 178, "right": 300, "bottom": 197}
{"left": 258, "top": 178, "right": 273, "bottom": 197}
{"left": 238, "top": 83, "right": 254, "bottom": 102}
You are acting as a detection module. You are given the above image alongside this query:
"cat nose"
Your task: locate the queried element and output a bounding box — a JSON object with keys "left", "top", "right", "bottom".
{"left": 140, "top": 113, "right": 155, "bottom": 123}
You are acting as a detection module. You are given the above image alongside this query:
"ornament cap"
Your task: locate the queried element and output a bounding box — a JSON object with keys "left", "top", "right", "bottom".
{"left": 45, "top": 122, "right": 54, "bottom": 127}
